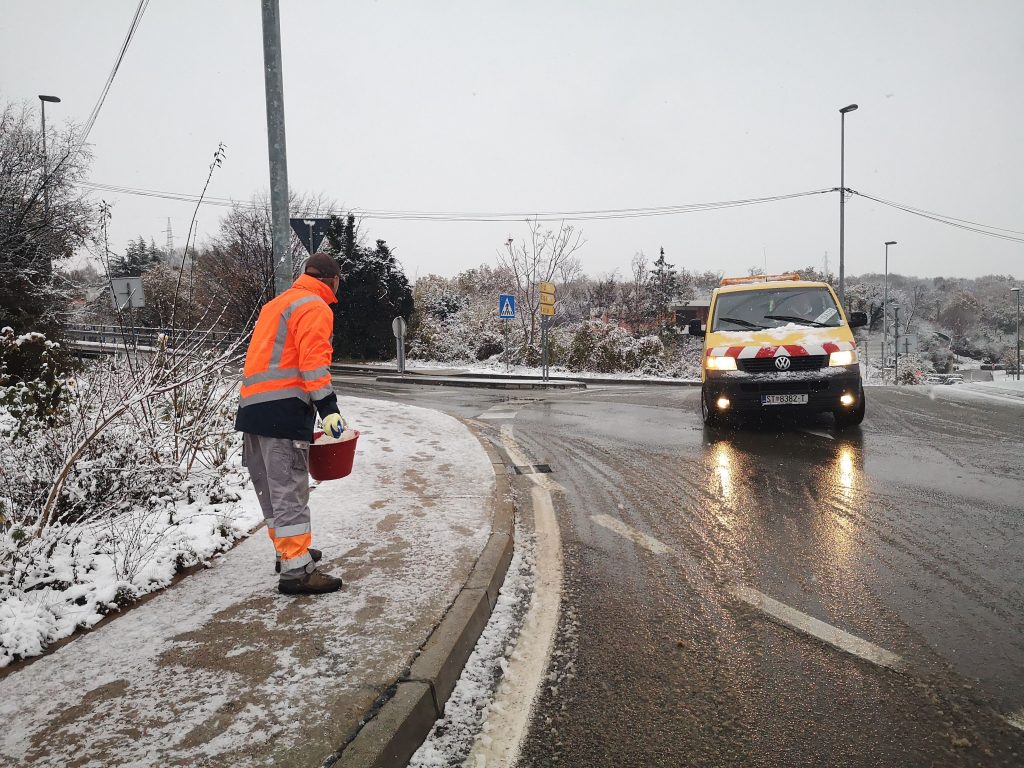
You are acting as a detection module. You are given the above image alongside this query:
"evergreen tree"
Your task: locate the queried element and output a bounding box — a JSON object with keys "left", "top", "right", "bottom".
{"left": 649, "top": 247, "right": 679, "bottom": 331}
{"left": 323, "top": 217, "right": 414, "bottom": 359}
{"left": 111, "top": 236, "right": 158, "bottom": 277}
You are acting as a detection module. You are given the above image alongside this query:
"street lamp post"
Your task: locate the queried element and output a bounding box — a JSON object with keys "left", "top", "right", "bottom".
{"left": 1013, "top": 287, "right": 1021, "bottom": 381}
{"left": 839, "top": 103, "right": 858, "bottom": 309}
{"left": 883, "top": 240, "right": 896, "bottom": 371}
{"left": 38, "top": 95, "right": 61, "bottom": 222}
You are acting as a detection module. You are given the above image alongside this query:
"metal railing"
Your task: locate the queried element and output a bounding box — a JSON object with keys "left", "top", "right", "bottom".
{"left": 64, "top": 324, "right": 245, "bottom": 352}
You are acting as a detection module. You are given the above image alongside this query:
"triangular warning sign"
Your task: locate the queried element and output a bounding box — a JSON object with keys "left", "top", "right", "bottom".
{"left": 501, "top": 299, "right": 513, "bottom": 317}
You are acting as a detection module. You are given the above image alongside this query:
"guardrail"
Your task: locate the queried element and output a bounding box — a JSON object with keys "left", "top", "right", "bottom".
{"left": 64, "top": 324, "right": 245, "bottom": 352}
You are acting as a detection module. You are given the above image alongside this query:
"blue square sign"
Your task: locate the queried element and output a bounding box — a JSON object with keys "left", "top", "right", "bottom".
{"left": 498, "top": 294, "right": 516, "bottom": 319}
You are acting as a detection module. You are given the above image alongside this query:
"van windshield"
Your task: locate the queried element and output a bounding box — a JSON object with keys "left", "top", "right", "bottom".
{"left": 711, "top": 287, "right": 842, "bottom": 332}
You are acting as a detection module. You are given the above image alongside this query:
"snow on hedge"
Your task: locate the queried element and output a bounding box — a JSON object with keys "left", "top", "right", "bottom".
{"left": 0, "top": 327, "right": 258, "bottom": 667}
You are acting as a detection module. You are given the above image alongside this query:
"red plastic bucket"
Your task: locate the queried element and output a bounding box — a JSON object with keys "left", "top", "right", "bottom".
{"left": 309, "top": 430, "right": 359, "bottom": 481}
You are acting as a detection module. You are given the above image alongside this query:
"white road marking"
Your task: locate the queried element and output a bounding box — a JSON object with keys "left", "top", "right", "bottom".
{"left": 590, "top": 514, "right": 672, "bottom": 554}
{"left": 469, "top": 429, "right": 563, "bottom": 767}
{"left": 478, "top": 404, "right": 522, "bottom": 420}
{"left": 732, "top": 585, "right": 905, "bottom": 671}
{"left": 800, "top": 428, "right": 835, "bottom": 440}
{"left": 1004, "top": 709, "right": 1024, "bottom": 732}
{"left": 499, "top": 424, "right": 563, "bottom": 493}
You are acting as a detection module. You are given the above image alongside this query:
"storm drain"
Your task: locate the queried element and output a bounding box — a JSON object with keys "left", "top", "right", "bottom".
{"left": 511, "top": 464, "right": 553, "bottom": 475}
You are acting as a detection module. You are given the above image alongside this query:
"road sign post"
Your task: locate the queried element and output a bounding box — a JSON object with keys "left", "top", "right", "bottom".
{"left": 392, "top": 316, "right": 407, "bottom": 374}
{"left": 538, "top": 282, "right": 556, "bottom": 381}
{"left": 498, "top": 294, "right": 516, "bottom": 373}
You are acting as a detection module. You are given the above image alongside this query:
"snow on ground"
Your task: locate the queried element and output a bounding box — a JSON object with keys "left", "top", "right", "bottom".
{"left": 927, "top": 378, "right": 1024, "bottom": 407}
{"left": 0, "top": 458, "right": 262, "bottom": 669}
{"left": 0, "top": 396, "right": 494, "bottom": 767}
{"left": 409, "top": 522, "right": 535, "bottom": 768}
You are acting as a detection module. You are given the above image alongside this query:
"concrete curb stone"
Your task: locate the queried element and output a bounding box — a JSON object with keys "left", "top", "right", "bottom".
{"left": 328, "top": 420, "right": 516, "bottom": 768}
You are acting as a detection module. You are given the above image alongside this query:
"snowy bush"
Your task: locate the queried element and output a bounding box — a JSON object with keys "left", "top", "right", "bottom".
{"left": 0, "top": 328, "right": 257, "bottom": 666}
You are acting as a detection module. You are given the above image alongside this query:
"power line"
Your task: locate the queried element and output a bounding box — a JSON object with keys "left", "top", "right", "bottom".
{"left": 79, "top": 179, "right": 1024, "bottom": 242}
{"left": 851, "top": 190, "right": 1024, "bottom": 243}
{"left": 78, "top": 0, "right": 150, "bottom": 148}
{"left": 79, "top": 181, "right": 834, "bottom": 222}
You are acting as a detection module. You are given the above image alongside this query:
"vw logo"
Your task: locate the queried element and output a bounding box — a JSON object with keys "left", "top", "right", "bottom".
{"left": 774, "top": 356, "right": 792, "bottom": 371}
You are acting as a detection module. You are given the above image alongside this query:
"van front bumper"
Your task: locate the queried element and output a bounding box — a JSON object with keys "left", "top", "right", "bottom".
{"left": 704, "top": 366, "right": 862, "bottom": 413}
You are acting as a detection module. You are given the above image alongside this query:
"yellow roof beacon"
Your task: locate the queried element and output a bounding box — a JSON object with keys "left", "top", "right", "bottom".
{"left": 687, "top": 273, "right": 868, "bottom": 429}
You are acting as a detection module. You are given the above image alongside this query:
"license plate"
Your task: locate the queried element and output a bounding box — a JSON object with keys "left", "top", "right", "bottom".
{"left": 761, "top": 394, "right": 809, "bottom": 406}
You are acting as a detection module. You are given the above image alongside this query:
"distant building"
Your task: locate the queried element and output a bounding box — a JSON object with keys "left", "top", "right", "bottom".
{"left": 672, "top": 297, "right": 711, "bottom": 327}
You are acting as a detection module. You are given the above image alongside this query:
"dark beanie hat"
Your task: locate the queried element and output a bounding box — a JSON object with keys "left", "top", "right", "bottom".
{"left": 304, "top": 252, "right": 341, "bottom": 278}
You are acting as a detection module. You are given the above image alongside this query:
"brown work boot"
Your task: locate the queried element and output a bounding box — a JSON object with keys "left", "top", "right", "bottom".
{"left": 275, "top": 548, "right": 322, "bottom": 574}
{"left": 278, "top": 567, "right": 343, "bottom": 595}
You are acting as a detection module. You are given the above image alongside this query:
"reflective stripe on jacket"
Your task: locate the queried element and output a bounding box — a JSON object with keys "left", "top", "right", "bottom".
{"left": 235, "top": 274, "right": 340, "bottom": 440}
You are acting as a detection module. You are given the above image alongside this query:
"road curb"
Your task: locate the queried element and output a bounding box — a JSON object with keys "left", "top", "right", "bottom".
{"left": 375, "top": 374, "right": 586, "bottom": 390}
{"left": 328, "top": 423, "right": 515, "bottom": 768}
{"left": 334, "top": 364, "right": 698, "bottom": 388}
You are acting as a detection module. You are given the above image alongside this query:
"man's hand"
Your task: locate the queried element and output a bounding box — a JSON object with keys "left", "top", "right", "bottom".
{"left": 322, "top": 413, "right": 346, "bottom": 438}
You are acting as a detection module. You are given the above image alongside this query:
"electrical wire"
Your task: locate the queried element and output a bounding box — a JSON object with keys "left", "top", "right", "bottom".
{"left": 79, "top": 179, "right": 1024, "bottom": 242}
{"left": 78, "top": 0, "right": 151, "bottom": 148}
{"left": 78, "top": 181, "right": 834, "bottom": 222}
{"left": 851, "top": 190, "right": 1024, "bottom": 244}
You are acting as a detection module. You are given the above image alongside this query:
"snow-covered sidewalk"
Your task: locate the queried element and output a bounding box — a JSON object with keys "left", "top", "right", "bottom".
{"left": 0, "top": 396, "right": 496, "bottom": 768}
{"left": 928, "top": 379, "right": 1024, "bottom": 407}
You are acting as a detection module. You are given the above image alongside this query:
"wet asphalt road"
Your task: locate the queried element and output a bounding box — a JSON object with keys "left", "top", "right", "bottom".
{"left": 333, "top": 377, "right": 1024, "bottom": 767}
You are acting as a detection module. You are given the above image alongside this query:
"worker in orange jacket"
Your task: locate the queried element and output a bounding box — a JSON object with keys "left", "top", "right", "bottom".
{"left": 236, "top": 253, "right": 346, "bottom": 595}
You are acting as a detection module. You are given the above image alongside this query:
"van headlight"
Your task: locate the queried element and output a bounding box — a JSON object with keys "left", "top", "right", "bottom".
{"left": 705, "top": 355, "right": 737, "bottom": 371}
{"left": 829, "top": 349, "right": 859, "bottom": 367}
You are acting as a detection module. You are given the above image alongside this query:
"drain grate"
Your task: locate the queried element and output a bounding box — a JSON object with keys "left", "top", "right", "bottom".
{"left": 511, "top": 464, "right": 553, "bottom": 475}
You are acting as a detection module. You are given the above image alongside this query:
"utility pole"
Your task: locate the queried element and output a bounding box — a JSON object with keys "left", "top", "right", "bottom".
{"left": 164, "top": 218, "right": 174, "bottom": 260}
{"left": 261, "top": 0, "right": 292, "bottom": 295}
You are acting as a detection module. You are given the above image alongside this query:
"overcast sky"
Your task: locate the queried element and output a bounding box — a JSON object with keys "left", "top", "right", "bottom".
{"left": 3, "top": 0, "right": 1022, "bottom": 281}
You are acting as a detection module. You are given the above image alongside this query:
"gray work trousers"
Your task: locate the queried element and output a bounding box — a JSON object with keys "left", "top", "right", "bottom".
{"left": 242, "top": 433, "right": 315, "bottom": 580}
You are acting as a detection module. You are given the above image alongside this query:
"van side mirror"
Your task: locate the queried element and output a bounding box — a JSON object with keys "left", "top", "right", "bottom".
{"left": 848, "top": 311, "right": 868, "bottom": 328}
{"left": 687, "top": 318, "right": 705, "bottom": 337}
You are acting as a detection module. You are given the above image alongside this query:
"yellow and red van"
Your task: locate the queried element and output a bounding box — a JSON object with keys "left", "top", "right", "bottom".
{"left": 688, "top": 273, "right": 867, "bottom": 429}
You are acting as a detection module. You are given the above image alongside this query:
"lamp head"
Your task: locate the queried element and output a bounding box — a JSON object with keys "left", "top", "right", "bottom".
{"left": 885, "top": 241, "right": 897, "bottom": 246}
{"left": 38, "top": 95, "right": 61, "bottom": 103}
{"left": 840, "top": 104, "right": 859, "bottom": 114}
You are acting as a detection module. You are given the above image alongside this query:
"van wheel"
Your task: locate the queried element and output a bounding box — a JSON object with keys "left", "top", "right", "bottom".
{"left": 834, "top": 386, "right": 866, "bottom": 429}
{"left": 701, "top": 389, "right": 721, "bottom": 427}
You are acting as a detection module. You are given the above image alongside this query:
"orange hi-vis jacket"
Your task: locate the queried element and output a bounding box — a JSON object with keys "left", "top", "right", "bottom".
{"left": 234, "top": 274, "right": 341, "bottom": 441}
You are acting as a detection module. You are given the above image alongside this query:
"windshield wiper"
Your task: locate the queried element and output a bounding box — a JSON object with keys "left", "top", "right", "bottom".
{"left": 763, "top": 314, "right": 832, "bottom": 328}
{"left": 718, "top": 317, "right": 766, "bottom": 330}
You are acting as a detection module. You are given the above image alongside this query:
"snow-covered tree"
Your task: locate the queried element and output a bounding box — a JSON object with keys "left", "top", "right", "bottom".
{"left": 0, "top": 100, "right": 96, "bottom": 339}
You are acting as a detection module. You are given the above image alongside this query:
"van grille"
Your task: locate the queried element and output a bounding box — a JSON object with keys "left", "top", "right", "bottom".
{"left": 739, "top": 355, "right": 828, "bottom": 373}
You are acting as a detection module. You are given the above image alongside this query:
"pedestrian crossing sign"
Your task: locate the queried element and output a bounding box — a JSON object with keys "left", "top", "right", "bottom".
{"left": 498, "top": 294, "right": 516, "bottom": 319}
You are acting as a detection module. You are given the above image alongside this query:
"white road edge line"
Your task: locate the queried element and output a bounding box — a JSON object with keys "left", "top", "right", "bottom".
{"left": 732, "top": 585, "right": 905, "bottom": 672}
{"left": 466, "top": 427, "right": 564, "bottom": 767}
{"left": 1004, "top": 709, "right": 1024, "bottom": 732}
{"left": 590, "top": 514, "right": 672, "bottom": 554}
